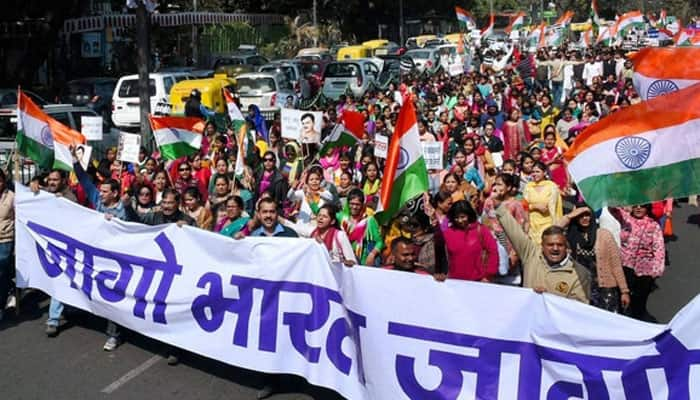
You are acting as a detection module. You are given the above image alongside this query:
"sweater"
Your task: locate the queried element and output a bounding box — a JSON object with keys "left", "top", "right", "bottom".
{"left": 0, "top": 190, "right": 14, "bottom": 243}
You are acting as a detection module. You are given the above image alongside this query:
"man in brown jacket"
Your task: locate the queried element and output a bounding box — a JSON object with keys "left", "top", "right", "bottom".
{"left": 493, "top": 194, "right": 591, "bottom": 303}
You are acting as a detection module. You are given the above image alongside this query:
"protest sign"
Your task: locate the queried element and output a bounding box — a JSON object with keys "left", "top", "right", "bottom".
{"left": 75, "top": 144, "right": 93, "bottom": 170}
{"left": 281, "top": 109, "right": 322, "bottom": 143}
{"left": 80, "top": 116, "right": 103, "bottom": 141}
{"left": 374, "top": 134, "right": 388, "bottom": 159}
{"left": 14, "top": 185, "right": 700, "bottom": 400}
{"left": 117, "top": 132, "right": 141, "bottom": 163}
{"left": 421, "top": 142, "right": 443, "bottom": 170}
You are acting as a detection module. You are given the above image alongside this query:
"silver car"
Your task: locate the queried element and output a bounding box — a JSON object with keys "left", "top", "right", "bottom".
{"left": 404, "top": 48, "right": 440, "bottom": 73}
{"left": 322, "top": 59, "right": 380, "bottom": 100}
{"left": 235, "top": 72, "right": 297, "bottom": 120}
{"left": 258, "top": 60, "right": 312, "bottom": 99}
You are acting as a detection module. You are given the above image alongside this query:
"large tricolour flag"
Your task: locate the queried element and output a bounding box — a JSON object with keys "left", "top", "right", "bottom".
{"left": 223, "top": 88, "right": 245, "bottom": 131}
{"left": 629, "top": 47, "right": 700, "bottom": 100}
{"left": 612, "top": 10, "right": 644, "bottom": 37}
{"left": 455, "top": 7, "right": 475, "bottom": 30}
{"left": 480, "top": 14, "right": 495, "bottom": 40}
{"left": 149, "top": 115, "right": 204, "bottom": 160}
{"left": 579, "top": 27, "right": 593, "bottom": 48}
{"left": 596, "top": 26, "right": 612, "bottom": 45}
{"left": 505, "top": 11, "right": 526, "bottom": 34}
{"left": 527, "top": 23, "right": 547, "bottom": 49}
{"left": 555, "top": 10, "right": 575, "bottom": 27}
{"left": 374, "top": 100, "right": 429, "bottom": 225}
{"left": 564, "top": 83, "right": 700, "bottom": 209}
{"left": 16, "top": 90, "right": 85, "bottom": 171}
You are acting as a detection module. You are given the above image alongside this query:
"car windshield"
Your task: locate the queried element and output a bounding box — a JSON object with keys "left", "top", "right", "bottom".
{"left": 236, "top": 77, "right": 276, "bottom": 94}
{"left": 118, "top": 79, "right": 155, "bottom": 97}
{"left": 300, "top": 63, "right": 321, "bottom": 77}
{"left": 67, "top": 83, "right": 93, "bottom": 96}
{"left": 406, "top": 51, "right": 431, "bottom": 59}
{"left": 0, "top": 115, "right": 15, "bottom": 139}
{"left": 260, "top": 66, "right": 295, "bottom": 82}
{"left": 324, "top": 63, "right": 359, "bottom": 78}
{"left": 215, "top": 58, "right": 243, "bottom": 68}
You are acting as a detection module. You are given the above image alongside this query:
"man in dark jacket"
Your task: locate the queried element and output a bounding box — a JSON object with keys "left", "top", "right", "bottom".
{"left": 127, "top": 188, "right": 195, "bottom": 227}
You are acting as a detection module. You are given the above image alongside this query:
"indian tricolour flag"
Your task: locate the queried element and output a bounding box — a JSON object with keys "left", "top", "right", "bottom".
{"left": 596, "top": 26, "right": 612, "bottom": 46}
{"left": 480, "top": 14, "right": 495, "bottom": 40}
{"left": 527, "top": 23, "right": 547, "bottom": 49}
{"left": 590, "top": 0, "right": 601, "bottom": 26}
{"left": 505, "top": 11, "right": 526, "bottom": 34}
{"left": 612, "top": 10, "right": 644, "bottom": 37}
{"left": 555, "top": 10, "right": 575, "bottom": 27}
{"left": 629, "top": 47, "right": 700, "bottom": 100}
{"left": 546, "top": 25, "right": 565, "bottom": 47}
{"left": 223, "top": 88, "right": 245, "bottom": 131}
{"left": 16, "top": 89, "right": 85, "bottom": 171}
{"left": 579, "top": 28, "right": 593, "bottom": 48}
{"left": 455, "top": 7, "right": 475, "bottom": 30}
{"left": 374, "top": 100, "right": 429, "bottom": 225}
{"left": 564, "top": 83, "right": 700, "bottom": 209}
{"left": 674, "top": 29, "right": 693, "bottom": 46}
{"left": 149, "top": 115, "right": 204, "bottom": 160}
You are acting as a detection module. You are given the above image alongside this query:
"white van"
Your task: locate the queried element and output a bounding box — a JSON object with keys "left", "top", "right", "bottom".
{"left": 111, "top": 72, "right": 191, "bottom": 129}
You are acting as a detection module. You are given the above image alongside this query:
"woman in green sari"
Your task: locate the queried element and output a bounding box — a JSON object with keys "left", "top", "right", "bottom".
{"left": 217, "top": 195, "right": 251, "bottom": 237}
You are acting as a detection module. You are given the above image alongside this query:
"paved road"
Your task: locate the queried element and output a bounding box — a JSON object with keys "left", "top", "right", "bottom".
{"left": 1, "top": 203, "right": 698, "bottom": 400}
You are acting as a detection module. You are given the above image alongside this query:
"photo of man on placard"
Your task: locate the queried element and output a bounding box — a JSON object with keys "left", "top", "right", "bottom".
{"left": 300, "top": 112, "right": 320, "bottom": 144}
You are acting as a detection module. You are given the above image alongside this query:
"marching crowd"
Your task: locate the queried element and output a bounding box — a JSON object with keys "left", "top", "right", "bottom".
{"left": 0, "top": 44, "right": 673, "bottom": 381}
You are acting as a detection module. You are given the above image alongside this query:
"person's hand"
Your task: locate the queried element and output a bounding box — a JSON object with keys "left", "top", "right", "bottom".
{"left": 433, "top": 273, "right": 447, "bottom": 282}
{"left": 533, "top": 286, "right": 546, "bottom": 294}
{"left": 30, "top": 180, "right": 40, "bottom": 194}
{"left": 176, "top": 220, "right": 186, "bottom": 228}
{"left": 365, "top": 252, "right": 377, "bottom": 267}
{"left": 343, "top": 260, "right": 355, "bottom": 267}
{"left": 621, "top": 292, "right": 631, "bottom": 309}
{"left": 233, "top": 231, "right": 246, "bottom": 240}
{"left": 69, "top": 145, "right": 79, "bottom": 162}
{"left": 104, "top": 213, "right": 113, "bottom": 221}
{"left": 567, "top": 206, "right": 588, "bottom": 219}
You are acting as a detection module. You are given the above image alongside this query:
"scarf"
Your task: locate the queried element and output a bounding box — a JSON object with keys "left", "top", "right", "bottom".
{"left": 259, "top": 170, "right": 273, "bottom": 195}
{"left": 312, "top": 226, "right": 339, "bottom": 252}
{"left": 363, "top": 179, "right": 380, "bottom": 196}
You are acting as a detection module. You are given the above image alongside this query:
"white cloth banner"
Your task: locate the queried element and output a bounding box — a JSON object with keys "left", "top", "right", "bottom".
{"left": 14, "top": 185, "right": 700, "bottom": 399}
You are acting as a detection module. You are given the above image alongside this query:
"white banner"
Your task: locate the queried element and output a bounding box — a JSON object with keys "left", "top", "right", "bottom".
{"left": 80, "top": 116, "right": 103, "bottom": 141}
{"left": 281, "top": 109, "right": 322, "bottom": 143}
{"left": 14, "top": 185, "right": 700, "bottom": 400}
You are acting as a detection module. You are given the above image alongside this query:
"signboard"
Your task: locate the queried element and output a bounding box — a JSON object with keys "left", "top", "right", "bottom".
{"left": 421, "top": 142, "right": 443, "bottom": 170}
{"left": 81, "top": 116, "right": 103, "bottom": 141}
{"left": 374, "top": 134, "right": 388, "bottom": 159}
{"left": 117, "top": 132, "right": 141, "bottom": 164}
{"left": 281, "top": 109, "right": 322, "bottom": 144}
{"left": 448, "top": 63, "right": 464, "bottom": 77}
{"left": 81, "top": 32, "right": 102, "bottom": 58}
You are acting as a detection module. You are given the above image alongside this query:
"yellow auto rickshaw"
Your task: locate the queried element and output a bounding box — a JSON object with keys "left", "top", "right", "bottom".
{"left": 406, "top": 35, "right": 438, "bottom": 49}
{"left": 336, "top": 45, "right": 370, "bottom": 60}
{"left": 169, "top": 74, "right": 236, "bottom": 115}
{"left": 444, "top": 33, "right": 464, "bottom": 45}
{"left": 362, "top": 39, "right": 389, "bottom": 56}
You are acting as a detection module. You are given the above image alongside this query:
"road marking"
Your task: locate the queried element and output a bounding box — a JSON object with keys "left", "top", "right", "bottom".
{"left": 100, "top": 355, "right": 161, "bottom": 394}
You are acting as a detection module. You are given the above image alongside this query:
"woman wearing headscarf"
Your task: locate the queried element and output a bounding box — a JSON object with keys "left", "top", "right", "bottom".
{"left": 337, "top": 189, "right": 384, "bottom": 266}
{"left": 280, "top": 142, "right": 304, "bottom": 188}
{"left": 558, "top": 204, "right": 630, "bottom": 312}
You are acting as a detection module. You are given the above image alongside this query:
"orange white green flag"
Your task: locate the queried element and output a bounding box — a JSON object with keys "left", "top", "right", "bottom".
{"left": 628, "top": 47, "right": 700, "bottom": 100}
{"left": 374, "top": 100, "right": 429, "bottom": 225}
{"left": 505, "top": 11, "right": 526, "bottom": 34}
{"left": 149, "top": 115, "right": 204, "bottom": 160}
{"left": 480, "top": 14, "right": 495, "bottom": 40}
{"left": 564, "top": 83, "right": 700, "bottom": 209}
{"left": 613, "top": 10, "right": 644, "bottom": 37}
{"left": 16, "top": 89, "right": 86, "bottom": 171}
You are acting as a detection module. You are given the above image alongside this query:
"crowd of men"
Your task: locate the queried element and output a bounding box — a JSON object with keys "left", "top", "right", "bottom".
{"left": 0, "top": 39, "right": 674, "bottom": 399}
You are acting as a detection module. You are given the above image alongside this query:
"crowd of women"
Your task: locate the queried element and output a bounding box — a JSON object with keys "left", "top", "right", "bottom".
{"left": 0, "top": 44, "right": 672, "bottom": 327}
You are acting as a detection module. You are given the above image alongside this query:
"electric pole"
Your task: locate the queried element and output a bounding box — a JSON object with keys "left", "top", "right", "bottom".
{"left": 192, "top": 0, "right": 198, "bottom": 65}
{"left": 135, "top": 1, "right": 152, "bottom": 150}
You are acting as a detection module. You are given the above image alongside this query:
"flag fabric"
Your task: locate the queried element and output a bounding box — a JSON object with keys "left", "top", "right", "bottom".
{"left": 546, "top": 25, "right": 565, "bottom": 47}
{"left": 149, "top": 115, "right": 204, "bottom": 160}
{"left": 374, "top": 101, "right": 429, "bottom": 225}
{"left": 339, "top": 110, "right": 365, "bottom": 139}
{"left": 674, "top": 29, "right": 695, "bottom": 46}
{"left": 480, "top": 14, "right": 495, "bottom": 40}
{"left": 564, "top": 83, "right": 700, "bottom": 210}
{"left": 590, "top": 0, "right": 601, "bottom": 26}
{"left": 613, "top": 11, "right": 644, "bottom": 37}
{"left": 596, "top": 26, "right": 612, "bottom": 45}
{"left": 16, "top": 90, "right": 86, "bottom": 171}
{"left": 527, "top": 23, "right": 547, "bottom": 49}
{"left": 223, "top": 88, "right": 245, "bottom": 131}
{"left": 659, "top": 9, "right": 667, "bottom": 27}
{"left": 555, "top": 11, "right": 575, "bottom": 27}
{"left": 656, "top": 28, "right": 673, "bottom": 41}
{"left": 505, "top": 11, "right": 526, "bottom": 34}
{"left": 234, "top": 122, "right": 248, "bottom": 176}
{"left": 455, "top": 7, "right": 475, "bottom": 30}
{"left": 319, "top": 124, "right": 361, "bottom": 156}
{"left": 579, "top": 27, "right": 593, "bottom": 48}
{"left": 629, "top": 47, "right": 700, "bottom": 100}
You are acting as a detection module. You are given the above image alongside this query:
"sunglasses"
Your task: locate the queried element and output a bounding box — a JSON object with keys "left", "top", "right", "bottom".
{"left": 263, "top": 158, "right": 275, "bottom": 162}
{"left": 179, "top": 167, "right": 190, "bottom": 171}
{"left": 138, "top": 191, "right": 151, "bottom": 196}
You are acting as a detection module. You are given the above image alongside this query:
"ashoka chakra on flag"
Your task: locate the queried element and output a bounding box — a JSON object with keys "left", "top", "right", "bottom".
{"left": 615, "top": 136, "right": 651, "bottom": 169}
{"left": 646, "top": 79, "right": 679, "bottom": 99}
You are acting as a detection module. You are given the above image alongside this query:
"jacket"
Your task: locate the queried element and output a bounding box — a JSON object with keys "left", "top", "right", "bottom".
{"left": 496, "top": 204, "right": 590, "bottom": 303}
{"left": 254, "top": 169, "right": 289, "bottom": 207}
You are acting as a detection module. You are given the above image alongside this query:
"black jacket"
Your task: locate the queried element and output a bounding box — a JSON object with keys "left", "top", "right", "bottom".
{"left": 254, "top": 168, "right": 289, "bottom": 207}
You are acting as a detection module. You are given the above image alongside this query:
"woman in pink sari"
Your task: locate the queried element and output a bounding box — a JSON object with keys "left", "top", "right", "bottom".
{"left": 501, "top": 109, "right": 531, "bottom": 161}
{"left": 540, "top": 126, "right": 568, "bottom": 192}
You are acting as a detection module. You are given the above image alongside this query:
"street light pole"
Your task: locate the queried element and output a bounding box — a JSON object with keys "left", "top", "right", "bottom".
{"left": 399, "top": 0, "right": 404, "bottom": 47}
{"left": 135, "top": 1, "right": 151, "bottom": 150}
{"left": 192, "top": 0, "right": 198, "bottom": 65}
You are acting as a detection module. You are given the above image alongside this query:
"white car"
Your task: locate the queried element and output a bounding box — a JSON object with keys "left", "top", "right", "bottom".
{"left": 235, "top": 72, "right": 297, "bottom": 120}
{"left": 322, "top": 59, "right": 380, "bottom": 100}
{"left": 404, "top": 48, "right": 440, "bottom": 74}
{"left": 111, "top": 72, "right": 191, "bottom": 129}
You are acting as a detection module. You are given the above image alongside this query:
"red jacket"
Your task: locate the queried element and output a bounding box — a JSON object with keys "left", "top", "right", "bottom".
{"left": 436, "top": 223, "right": 499, "bottom": 281}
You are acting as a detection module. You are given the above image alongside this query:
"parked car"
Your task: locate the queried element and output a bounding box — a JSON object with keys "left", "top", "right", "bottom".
{"left": 0, "top": 89, "right": 49, "bottom": 108}
{"left": 61, "top": 77, "right": 118, "bottom": 126}
{"left": 235, "top": 72, "right": 297, "bottom": 120}
{"left": 295, "top": 47, "right": 333, "bottom": 62}
{"left": 213, "top": 54, "right": 269, "bottom": 78}
{"left": 322, "top": 59, "right": 380, "bottom": 100}
{"left": 404, "top": 48, "right": 440, "bottom": 73}
{"left": 111, "top": 72, "right": 191, "bottom": 129}
{"left": 258, "top": 60, "right": 312, "bottom": 99}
